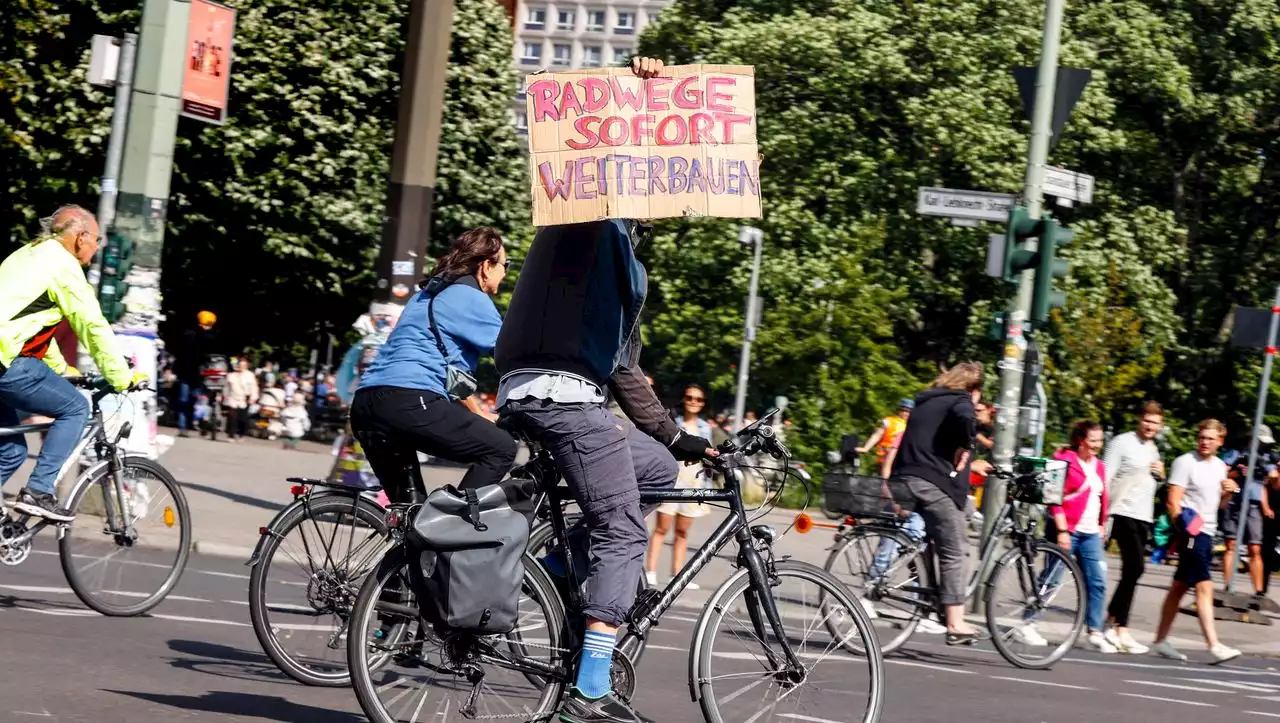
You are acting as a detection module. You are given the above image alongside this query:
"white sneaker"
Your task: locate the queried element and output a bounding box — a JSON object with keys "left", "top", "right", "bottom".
{"left": 1210, "top": 643, "right": 1242, "bottom": 664}
{"left": 1151, "top": 640, "right": 1187, "bottom": 661}
{"left": 916, "top": 617, "right": 946, "bottom": 635}
{"left": 686, "top": 582, "right": 701, "bottom": 591}
{"left": 858, "top": 597, "right": 879, "bottom": 620}
{"left": 1106, "top": 629, "right": 1149, "bottom": 655}
{"left": 645, "top": 570, "right": 658, "bottom": 587}
{"left": 1088, "top": 630, "right": 1118, "bottom": 653}
{"left": 1015, "top": 623, "right": 1049, "bottom": 647}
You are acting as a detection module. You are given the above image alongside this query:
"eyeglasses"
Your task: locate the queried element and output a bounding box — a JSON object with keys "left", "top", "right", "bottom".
{"left": 684, "top": 395, "right": 705, "bottom": 403}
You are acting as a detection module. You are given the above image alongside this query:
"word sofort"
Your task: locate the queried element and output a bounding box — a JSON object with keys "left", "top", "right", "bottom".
{"left": 539, "top": 154, "right": 761, "bottom": 201}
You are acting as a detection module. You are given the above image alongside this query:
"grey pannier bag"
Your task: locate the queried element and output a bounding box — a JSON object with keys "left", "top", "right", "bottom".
{"left": 408, "top": 483, "right": 530, "bottom": 634}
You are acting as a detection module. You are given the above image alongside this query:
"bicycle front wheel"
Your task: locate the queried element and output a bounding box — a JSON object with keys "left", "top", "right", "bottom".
{"left": 694, "top": 560, "right": 885, "bottom": 723}
{"left": 985, "top": 541, "right": 1086, "bottom": 669}
{"left": 249, "top": 492, "right": 391, "bottom": 686}
{"left": 60, "top": 457, "right": 191, "bottom": 616}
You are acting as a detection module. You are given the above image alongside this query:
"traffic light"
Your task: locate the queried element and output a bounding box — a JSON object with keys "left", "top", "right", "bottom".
{"left": 98, "top": 231, "right": 134, "bottom": 323}
{"left": 1003, "top": 206, "right": 1042, "bottom": 282}
{"left": 1030, "top": 217, "right": 1073, "bottom": 324}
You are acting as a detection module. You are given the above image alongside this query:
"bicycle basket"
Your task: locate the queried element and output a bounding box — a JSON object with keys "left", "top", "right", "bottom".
{"left": 821, "top": 473, "right": 915, "bottom": 518}
{"left": 1011, "top": 456, "right": 1068, "bottom": 506}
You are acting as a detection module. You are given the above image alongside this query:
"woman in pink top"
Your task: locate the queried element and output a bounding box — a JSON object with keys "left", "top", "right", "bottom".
{"left": 1017, "top": 421, "right": 1113, "bottom": 652}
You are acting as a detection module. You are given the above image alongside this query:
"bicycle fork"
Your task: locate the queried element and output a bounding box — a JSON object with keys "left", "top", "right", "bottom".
{"left": 736, "top": 528, "right": 805, "bottom": 675}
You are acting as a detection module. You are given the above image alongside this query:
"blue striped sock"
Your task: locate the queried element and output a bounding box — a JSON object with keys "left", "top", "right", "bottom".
{"left": 575, "top": 630, "right": 616, "bottom": 699}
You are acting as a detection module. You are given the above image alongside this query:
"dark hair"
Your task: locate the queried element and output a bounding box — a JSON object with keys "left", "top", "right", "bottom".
{"left": 1140, "top": 400, "right": 1163, "bottom": 418}
{"left": 424, "top": 227, "right": 504, "bottom": 285}
{"left": 1069, "top": 420, "right": 1102, "bottom": 449}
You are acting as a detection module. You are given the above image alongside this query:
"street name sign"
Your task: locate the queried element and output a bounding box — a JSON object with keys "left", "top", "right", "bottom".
{"left": 916, "top": 187, "right": 1016, "bottom": 223}
{"left": 1042, "top": 166, "right": 1094, "bottom": 204}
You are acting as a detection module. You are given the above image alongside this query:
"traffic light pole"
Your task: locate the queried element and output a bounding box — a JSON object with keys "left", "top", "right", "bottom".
{"left": 981, "top": 0, "right": 1066, "bottom": 581}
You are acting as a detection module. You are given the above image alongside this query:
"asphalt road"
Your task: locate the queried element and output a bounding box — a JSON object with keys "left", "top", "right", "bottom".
{"left": 1, "top": 541, "right": 1278, "bottom": 723}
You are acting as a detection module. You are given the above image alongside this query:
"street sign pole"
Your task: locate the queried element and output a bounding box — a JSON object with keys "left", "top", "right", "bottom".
{"left": 91, "top": 33, "right": 138, "bottom": 292}
{"left": 980, "top": 0, "right": 1066, "bottom": 609}
{"left": 733, "top": 226, "right": 764, "bottom": 430}
{"left": 1227, "top": 285, "right": 1280, "bottom": 594}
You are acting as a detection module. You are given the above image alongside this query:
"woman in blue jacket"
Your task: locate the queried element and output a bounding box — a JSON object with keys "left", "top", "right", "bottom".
{"left": 350, "top": 227, "right": 515, "bottom": 500}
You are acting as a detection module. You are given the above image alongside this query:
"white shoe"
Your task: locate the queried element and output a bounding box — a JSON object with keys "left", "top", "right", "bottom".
{"left": 686, "top": 582, "right": 700, "bottom": 591}
{"left": 1106, "top": 629, "right": 1149, "bottom": 655}
{"left": 1015, "top": 623, "right": 1048, "bottom": 647}
{"left": 916, "top": 617, "right": 946, "bottom": 635}
{"left": 1210, "top": 643, "right": 1242, "bottom": 664}
{"left": 645, "top": 570, "right": 658, "bottom": 587}
{"left": 1088, "top": 630, "right": 1117, "bottom": 653}
{"left": 858, "top": 597, "right": 879, "bottom": 620}
{"left": 1151, "top": 640, "right": 1187, "bottom": 661}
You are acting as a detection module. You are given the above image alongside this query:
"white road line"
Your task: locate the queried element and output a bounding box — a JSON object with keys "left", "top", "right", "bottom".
{"left": 1247, "top": 711, "right": 1280, "bottom": 718}
{"left": 1126, "top": 679, "right": 1229, "bottom": 694}
{"left": 1119, "top": 693, "right": 1216, "bottom": 707}
{"left": 1180, "top": 677, "right": 1280, "bottom": 693}
{"left": 778, "top": 714, "right": 845, "bottom": 723}
{"left": 645, "top": 644, "right": 686, "bottom": 652}
{"left": 988, "top": 675, "right": 1092, "bottom": 690}
{"left": 151, "top": 613, "right": 249, "bottom": 627}
{"left": 886, "top": 660, "right": 975, "bottom": 675}
{"left": 1069, "top": 656, "right": 1280, "bottom": 676}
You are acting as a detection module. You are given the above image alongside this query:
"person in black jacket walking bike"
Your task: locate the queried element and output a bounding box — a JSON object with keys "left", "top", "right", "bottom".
{"left": 892, "top": 361, "right": 985, "bottom": 645}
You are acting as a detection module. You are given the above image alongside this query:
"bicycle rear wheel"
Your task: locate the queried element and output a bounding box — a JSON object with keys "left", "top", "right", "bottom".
{"left": 249, "top": 492, "right": 391, "bottom": 686}
{"left": 60, "top": 457, "right": 191, "bottom": 616}
{"left": 825, "top": 524, "right": 937, "bottom": 654}
{"left": 985, "top": 541, "right": 1086, "bottom": 669}
{"left": 348, "top": 548, "right": 567, "bottom": 723}
{"left": 693, "top": 560, "right": 885, "bottom": 723}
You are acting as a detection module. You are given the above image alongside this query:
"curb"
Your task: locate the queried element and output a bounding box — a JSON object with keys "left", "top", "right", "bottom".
{"left": 191, "top": 540, "right": 257, "bottom": 560}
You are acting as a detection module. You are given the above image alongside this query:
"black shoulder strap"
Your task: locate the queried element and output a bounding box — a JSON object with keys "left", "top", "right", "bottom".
{"left": 425, "top": 279, "right": 453, "bottom": 361}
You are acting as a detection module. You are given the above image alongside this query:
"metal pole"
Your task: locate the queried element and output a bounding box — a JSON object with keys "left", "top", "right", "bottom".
{"left": 985, "top": 0, "right": 1065, "bottom": 531}
{"left": 1033, "top": 381, "right": 1048, "bottom": 456}
{"left": 95, "top": 33, "right": 137, "bottom": 257}
{"left": 732, "top": 231, "right": 764, "bottom": 430}
{"left": 1226, "top": 285, "right": 1280, "bottom": 594}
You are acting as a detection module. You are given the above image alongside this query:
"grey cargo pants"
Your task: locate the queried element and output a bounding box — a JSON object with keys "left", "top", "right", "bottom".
{"left": 503, "top": 399, "right": 678, "bottom": 626}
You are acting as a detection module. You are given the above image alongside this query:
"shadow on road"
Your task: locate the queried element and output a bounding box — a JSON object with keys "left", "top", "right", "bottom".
{"left": 180, "top": 480, "right": 284, "bottom": 511}
{"left": 166, "top": 638, "right": 292, "bottom": 685}
{"left": 105, "top": 689, "right": 362, "bottom": 722}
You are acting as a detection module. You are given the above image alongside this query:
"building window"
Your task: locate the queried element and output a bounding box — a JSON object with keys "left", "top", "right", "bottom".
{"left": 613, "top": 47, "right": 631, "bottom": 64}
{"left": 582, "top": 46, "right": 602, "bottom": 67}
{"left": 647, "top": 11, "right": 660, "bottom": 25}
{"left": 556, "top": 9, "right": 575, "bottom": 30}
{"left": 552, "top": 44, "right": 572, "bottom": 66}
{"left": 515, "top": 113, "right": 529, "bottom": 133}
{"left": 614, "top": 11, "right": 635, "bottom": 34}
{"left": 585, "top": 9, "right": 605, "bottom": 32}
{"left": 521, "top": 42, "right": 543, "bottom": 64}
{"left": 524, "top": 7, "right": 546, "bottom": 30}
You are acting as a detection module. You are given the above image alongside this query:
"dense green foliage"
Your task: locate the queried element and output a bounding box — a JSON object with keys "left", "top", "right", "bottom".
{"left": 8, "top": 0, "right": 1280, "bottom": 461}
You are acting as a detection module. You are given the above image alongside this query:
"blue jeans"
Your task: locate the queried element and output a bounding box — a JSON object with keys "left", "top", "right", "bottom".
{"left": 0, "top": 357, "right": 90, "bottom": 495}
{"left": 1027, "top": 530, "right": 1107, "bottom": 631}
{"left": 868, "top": 512, "right": 927, "bottom": 581}
{"left": 175, "top": 381, "right": 193, "bottom": 431}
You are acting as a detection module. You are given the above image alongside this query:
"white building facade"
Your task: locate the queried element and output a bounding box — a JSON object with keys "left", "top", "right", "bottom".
{"left": 511, "top": 0, "right": 673, "bottom": 134}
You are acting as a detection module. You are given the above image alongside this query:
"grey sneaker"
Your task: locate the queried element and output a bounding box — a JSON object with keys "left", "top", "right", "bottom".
{"left": 13, "top": 489, "right": 74, "bottom": 523}
{"left": 559, "top": 690, "right": 654, "bottom": 723}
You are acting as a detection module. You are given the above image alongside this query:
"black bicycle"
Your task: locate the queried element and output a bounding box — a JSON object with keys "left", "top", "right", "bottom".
{"left": 822, "top": 460, "right": 1086, "bottom": 669}
{"left": 0, "top": 376, "right": 190, "bottom": 616}
{"left": 345, "top": 410, "right": 885, "bottom": 723}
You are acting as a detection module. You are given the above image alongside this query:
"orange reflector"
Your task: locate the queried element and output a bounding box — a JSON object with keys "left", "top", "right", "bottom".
{"left": 794, "top": 513, "right": 813, "bottom": 534}
{"left": 163, "top": 506, "right": 175, "bottom": 528}
{"left": 290, "top": 485, "right": 306, "bottom": 496}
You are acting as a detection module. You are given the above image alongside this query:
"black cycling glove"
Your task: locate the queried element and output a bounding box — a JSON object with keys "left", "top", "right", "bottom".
{"left": 670, "top": 431, "right": 714, "bottom": 462}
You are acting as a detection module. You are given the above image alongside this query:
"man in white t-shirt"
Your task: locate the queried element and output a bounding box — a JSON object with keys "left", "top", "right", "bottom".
{"left": 1102, "top": 401, "right": 1165, "bottom": 653}
{"left": 1150, "top": 418, "right": 1241, "bottom": 663}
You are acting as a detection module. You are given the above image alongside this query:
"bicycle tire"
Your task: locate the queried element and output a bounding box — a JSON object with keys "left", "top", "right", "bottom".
{"left": 823, "top": 525, "right": 929, "bottom": 655}
{"left": 984, "top": 541, "right": 1086, "bottom": 670}
{"left": 60, "top": 456, "right": 192, "bottom": 617}
{"left": 249, "top": 493, "right": 390, "bottom": 686}
{"left": 693, "top": 560, "right": 885, "bottom": 723}
{"left": 348, "top": 548, "right": 567, "bottom": 723}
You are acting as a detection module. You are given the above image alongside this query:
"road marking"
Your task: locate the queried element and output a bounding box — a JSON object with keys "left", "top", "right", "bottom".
{"left": 1247, "top": 711, "right": 1280, "bottom": 718}
{"left": 149, "top": 613, "right": 251, "bottom": 627}
{"left": 645, "top": 644, "right": 686, "bottom": 652}
{"left": 1180, "top": 677, "right": 1280, "bottom": 692}
{"left": 886, "top": 660, "right": 975, "bottom": 675}
{"left": 1126, "top": 679, "right": 1229, "bottom": 694}
{"left": 0, "top": 584, "right": 209, "bottom": 604}
{"left": 1068, "top": 656, "right": 1280, "bottom": 676}
{"left": 988, "top": 675, "right": 1092, "bottom": 690}
{"left": 1119, "top": 693, "right": 1216, "bottom": 707}
{"left": 778, "top": 714, "right": 844, "bottom": 723}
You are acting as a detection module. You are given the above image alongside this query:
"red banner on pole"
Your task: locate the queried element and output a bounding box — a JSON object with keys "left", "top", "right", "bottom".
{"left": 180, "top": 0, "right": 236, "bottom": 124}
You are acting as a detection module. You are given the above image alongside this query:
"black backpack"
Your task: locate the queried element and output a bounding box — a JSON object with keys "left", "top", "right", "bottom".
{"left": 407, "top": 483, "right": 530, "bottom": 635}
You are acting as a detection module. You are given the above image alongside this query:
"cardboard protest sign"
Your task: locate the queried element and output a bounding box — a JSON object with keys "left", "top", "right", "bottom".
{"left": 525, "top": 64, "right": 761, "bottom": 226}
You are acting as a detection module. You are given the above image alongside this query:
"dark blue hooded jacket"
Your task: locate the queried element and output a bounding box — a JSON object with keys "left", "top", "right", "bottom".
{"left": 496, "top": 220, "right": 646, "bottom": 387}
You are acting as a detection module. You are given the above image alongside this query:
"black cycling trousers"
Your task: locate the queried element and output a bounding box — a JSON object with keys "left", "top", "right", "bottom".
{"left": 350, "top": 385, "right": 516, "bottom": 501}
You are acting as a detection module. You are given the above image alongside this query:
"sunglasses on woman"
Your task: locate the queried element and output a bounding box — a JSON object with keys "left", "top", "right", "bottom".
{"left": 685, "top": 395, "right": 705, "bottom": 403}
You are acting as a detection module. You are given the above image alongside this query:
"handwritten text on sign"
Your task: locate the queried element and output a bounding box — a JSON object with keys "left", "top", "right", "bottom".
{"left": 525, "top": 65, "right": 761, "bottom": 226}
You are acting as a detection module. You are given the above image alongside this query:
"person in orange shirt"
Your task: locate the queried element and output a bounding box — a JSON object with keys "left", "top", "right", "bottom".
{"left": 858, "top": 399, "right": 913, "bottom": 478}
